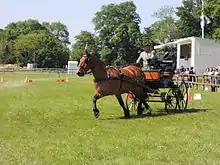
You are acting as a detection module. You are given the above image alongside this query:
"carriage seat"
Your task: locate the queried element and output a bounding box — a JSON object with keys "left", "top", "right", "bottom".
{"left": 141, "top": 69, "right": 161, "bottom": 81}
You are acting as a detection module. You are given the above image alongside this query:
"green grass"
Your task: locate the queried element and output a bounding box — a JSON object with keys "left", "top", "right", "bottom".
{"left": 0, "top": 72, "right": 220, "bottom": 165}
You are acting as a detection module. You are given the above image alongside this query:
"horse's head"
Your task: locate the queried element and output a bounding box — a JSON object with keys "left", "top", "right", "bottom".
{"left": 76, "top": 49, "right": 93, "bottom": 77}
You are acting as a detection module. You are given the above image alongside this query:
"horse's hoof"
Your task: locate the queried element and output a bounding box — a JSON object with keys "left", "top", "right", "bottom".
{"left": 124, "top": 115, "right": 130, "bottom": 119}
{"left": 146, "top": 112, "right": 152, "bottom": 116}
{"left": 137, "top": 111, "right": 143, "bottom": 116}
{"left": 137, "top": 107, "right": 144, "bottom": 116}
{"left": 93, "top": 109, "right": 100, "bottom": 118}
{"left": 146, "top": 108, "right": 152, "bottom": 115}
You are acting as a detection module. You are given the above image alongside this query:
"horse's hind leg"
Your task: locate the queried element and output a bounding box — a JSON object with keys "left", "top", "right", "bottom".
{"left": 93, "top": 93, "right": 101, "bottom": 118}
{"left": 115, "top": 95, "right": 130, "bottom": 119}
{"left": 142, "top": 100, "right": 152, "bottom": 114}
{"left": 137, "top": 101, "right": 144, "bottom": 116}
{"left": 136, "top": 95, "right": 151, "bottom": 116}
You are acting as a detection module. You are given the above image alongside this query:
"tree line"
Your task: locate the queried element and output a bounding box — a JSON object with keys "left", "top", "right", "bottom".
{"left": 0, "top": 0, "right": 219, "bottom": 67}
{"left": 0, "top": 20, "right": 70, "bottom": 68}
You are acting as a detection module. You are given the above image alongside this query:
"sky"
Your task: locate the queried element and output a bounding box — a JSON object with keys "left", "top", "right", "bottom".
{"left": 0, "top": 0, "right": 182, "bottom": 44}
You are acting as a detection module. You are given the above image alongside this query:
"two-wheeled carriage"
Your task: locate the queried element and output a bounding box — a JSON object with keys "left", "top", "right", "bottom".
{"left": 125, "top": 58, "right": 189, "bottom": 114}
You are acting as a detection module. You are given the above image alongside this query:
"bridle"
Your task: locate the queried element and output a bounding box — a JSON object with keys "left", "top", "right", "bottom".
{"left": 78, "top": 54, "right": 90, "bottom": 73}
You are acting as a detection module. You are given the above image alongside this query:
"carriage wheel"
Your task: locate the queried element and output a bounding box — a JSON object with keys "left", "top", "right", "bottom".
{"left": 125, "top": 93, "right": 139, "bottom": 112}
{"left": 164, "top": 88, "right": 178, "bottom": 113}
{"left": 177, "top": 81, "right": 188, "bottom": 111}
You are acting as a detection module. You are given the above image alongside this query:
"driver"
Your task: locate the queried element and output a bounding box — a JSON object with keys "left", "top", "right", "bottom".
{"left": 136, "top": 43, "right": 155, "bottom": 68}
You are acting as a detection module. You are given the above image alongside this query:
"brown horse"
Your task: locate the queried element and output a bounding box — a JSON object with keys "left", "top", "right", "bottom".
{"left": 76, "top": 49, "right": 150, "bottom": 119}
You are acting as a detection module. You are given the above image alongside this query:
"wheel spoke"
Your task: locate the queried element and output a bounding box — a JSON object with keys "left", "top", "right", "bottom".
{"left": 165, "top": 88, "right": 177, "bottom": 112}
{"left": 125, "top": 93, "right": 139, "bottom": 112}
{"left": 177, "top": 82, "right": 188, "bottom": 111}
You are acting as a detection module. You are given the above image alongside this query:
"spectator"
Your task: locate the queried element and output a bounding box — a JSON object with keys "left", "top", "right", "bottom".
{"left": 180, "top": 66, "right": 185, "bottom": 73}
{"left": 214, "top": 68, "right": 220, "bottom": 84}
{"left": 189, "top": 67, "right": 195, "bottom": 83}
{"left": 207, "top": 68, "right": 214, "bottom": 84}
{"left": 185, "top": 68, "right": 190, "bottom": 74}
{"left": 175, "top": 68, "right": 180, "bottom": 75}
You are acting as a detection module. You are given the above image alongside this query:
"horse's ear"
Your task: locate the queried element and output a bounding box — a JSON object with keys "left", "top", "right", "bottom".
{"left": 81, "top": 49, "right": 88, "bottom": 55}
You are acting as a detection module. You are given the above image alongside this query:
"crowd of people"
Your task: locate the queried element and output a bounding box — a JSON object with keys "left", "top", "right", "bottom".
{"left": 174, "top": 66, "right": 220, "bottom": 85}
{"left": 175, "top": 66, "right": 195, "bottom": 75}
{"left": 202, "top": 66, "right": 220, "bottom": 85}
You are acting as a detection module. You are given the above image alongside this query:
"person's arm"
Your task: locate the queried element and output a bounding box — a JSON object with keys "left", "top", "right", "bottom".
{"left": 136, "top": 53, "right": 143, "bottom": 63}
{"left": 150, "top": 51, "right": 155, "bottom": 58}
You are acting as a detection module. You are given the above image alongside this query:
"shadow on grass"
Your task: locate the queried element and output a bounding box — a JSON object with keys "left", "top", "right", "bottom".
{"left": 100, "top": 108, "right": 211, "bottom": 120}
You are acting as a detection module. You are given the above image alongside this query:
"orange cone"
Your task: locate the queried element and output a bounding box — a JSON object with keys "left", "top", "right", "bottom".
{"left": 187, "top": 88, "right": 191, "bottom": 101}
{"left": 185, "top": 88, "right": 191, "bottom": 101}
{"left": 24, "top": 76, "right": 33, "bottom": 83}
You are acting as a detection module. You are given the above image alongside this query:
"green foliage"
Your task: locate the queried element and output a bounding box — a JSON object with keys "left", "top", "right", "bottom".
{"left": 13, "top": 32, "right": 69, "bottom": 68}
{"left": 175, "top": 0, "right": 202, "bottom": 38}
{"left": 92, "top": 1, "right": 142, "bottom": 65}
{"left": 42, "top": 21, "right": 70, "bottom": 45}
{"left": 0, "top": 30, "right": 15, "bottom": 64}
{"left": 4, "top": 19, "right": 47, "bottom": 40}
{"left": 213, "top": 28, "right": 220, "bottom": 42}
{"left": 150, "top": 17, "right": 178, "bottom": 44}
{"left": 152, "top": 5, "right": 176, "bottom": 20}
{"left": 143, "top": 5, "right": 178, "bottom": 46}
{"left": 204, "top": 0, "right": 220, "bottom": 41}
{"left": 0, "top": 19, "right": 70, "bottom": 67}
{"left": 71, "top": 31, "right": 98, "bottom": 61}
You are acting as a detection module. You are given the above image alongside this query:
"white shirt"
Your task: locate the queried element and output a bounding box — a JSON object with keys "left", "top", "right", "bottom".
{"left": 136, "top": 51, "right": 154, "bottom": 66}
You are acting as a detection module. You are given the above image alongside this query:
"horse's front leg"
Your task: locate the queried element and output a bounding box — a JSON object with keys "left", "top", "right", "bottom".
{"left": 93, "top": 93, "right": 101, "bottom": 118}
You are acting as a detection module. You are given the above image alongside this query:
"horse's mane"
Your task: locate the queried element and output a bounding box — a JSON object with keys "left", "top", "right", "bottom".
{"left": 90, "top": 55, "right": 106, "bottom": 67}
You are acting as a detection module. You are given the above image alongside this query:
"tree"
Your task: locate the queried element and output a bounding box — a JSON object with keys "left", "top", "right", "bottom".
{"left": 150, "top": 17, "right": 178, "bottom": 44}
{"left": 175, "top": 0, "right": 203, "bottom": 38}
{"left": 152, "top": 5, "right": 176, "bottom": 20}
{"left": 0, "top": 19, "right": 70, "bottom": 67}
{"left": 71, "top": 31, "right": 98, "bottom": 61}
{"left": 204, "top": 0, "right": 220, "bottom": 41}
{"left": 149, "top": 5, "right": 178, "bottom": 44}
{"left": 42, "top": 21, "right": 70, "bottom": 46}
{"left": 13, "top": 32, "right": 69, "bottom": 68}
{"left": 92, "top": 1, "right": 142, "bottom": 64}
{"left": 4, "top": 19, "right": 47, "bottom": 40}
{"left": 141, "top": 27, "right": 153, "bottom": 44}
{"left": 0, "top": 30, "right": 14, "bottom": 64}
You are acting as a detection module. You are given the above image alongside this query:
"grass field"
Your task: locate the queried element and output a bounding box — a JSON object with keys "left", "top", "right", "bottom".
{"left": 0, "top": 72, "right": 220, "bottom": 165}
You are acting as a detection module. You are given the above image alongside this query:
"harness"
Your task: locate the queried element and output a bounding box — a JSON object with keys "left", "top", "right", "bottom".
{"left": 93, "top": 66, "right": 155, "bottom": 93}
{"left": 93, "top": 66, "right": 125, "bottom": 91}
{"left": 78, "top": 54, "right": 154, "bottom": 92}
